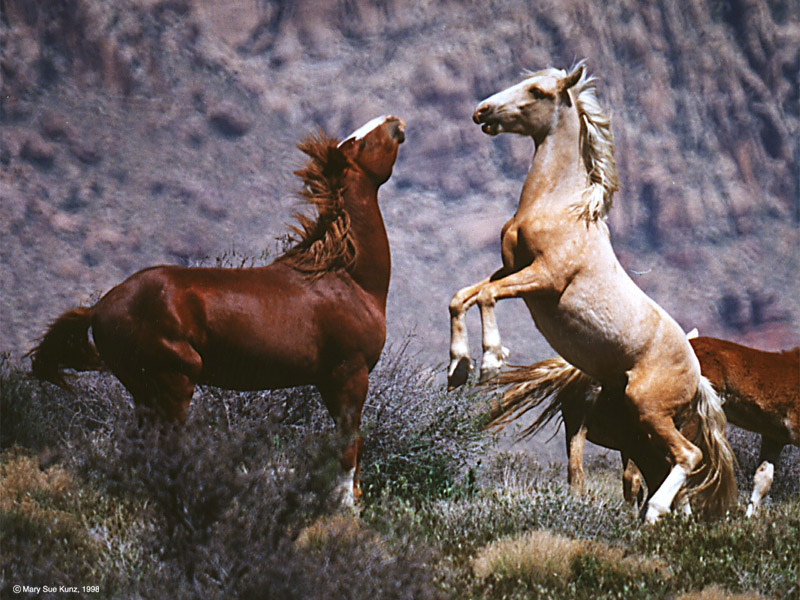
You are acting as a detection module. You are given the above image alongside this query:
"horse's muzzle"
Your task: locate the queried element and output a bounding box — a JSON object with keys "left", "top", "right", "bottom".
{"left": 389, "top": 117, "right": 406, "bottom": 144}
{"left": 473, "top": 103, "right": 491, "bottom": 124}
{"left": 473, "top": 104, "right": 500, "bottom": 135}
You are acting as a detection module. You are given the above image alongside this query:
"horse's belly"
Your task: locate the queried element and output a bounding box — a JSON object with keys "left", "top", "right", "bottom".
{"left": 523, "top": 295, "right": 637, "bottom": 380}
{"left": 199, "top": 352, "right": 318, "bottom": 390}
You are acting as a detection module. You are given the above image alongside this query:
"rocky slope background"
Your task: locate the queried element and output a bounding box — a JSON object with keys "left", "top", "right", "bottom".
{"left": 2, "top": 0, "right": 798, "bottom": 369}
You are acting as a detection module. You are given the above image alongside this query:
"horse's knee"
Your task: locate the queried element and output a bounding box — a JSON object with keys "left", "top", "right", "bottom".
{"left": 449, "top": 289, "right": 472, "bottom": 316}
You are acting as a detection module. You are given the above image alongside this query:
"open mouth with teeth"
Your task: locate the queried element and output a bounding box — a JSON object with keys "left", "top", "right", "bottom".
{"left": 473, "top": 110, "right": 503, "bottom": 136}
{"left": 480, "top": 121, "right": 501, "bottom": 136}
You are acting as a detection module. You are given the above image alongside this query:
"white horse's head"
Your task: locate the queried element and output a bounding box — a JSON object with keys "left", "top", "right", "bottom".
{"left": 474, "top": 62, "right": 618, "bottom": 220}
{"left": 473, "top": 65, "right": 584, "bottom": 144}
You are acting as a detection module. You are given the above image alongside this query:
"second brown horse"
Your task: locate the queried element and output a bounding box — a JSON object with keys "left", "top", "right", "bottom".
{"left": 29, "top": 115, "right": 406, "bottom": 505}
{"left": 488, "top": 336, "right": 799, "bottom": 516}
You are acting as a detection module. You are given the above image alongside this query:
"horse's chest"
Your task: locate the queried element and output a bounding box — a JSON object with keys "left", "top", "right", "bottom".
{"left": 500, "top": 221, "right": 542, "bottom": 270}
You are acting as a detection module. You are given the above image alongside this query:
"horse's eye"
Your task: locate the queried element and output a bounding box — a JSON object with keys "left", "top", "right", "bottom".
{"left": 529, "top": 87, "right": 546, "bottom": 99}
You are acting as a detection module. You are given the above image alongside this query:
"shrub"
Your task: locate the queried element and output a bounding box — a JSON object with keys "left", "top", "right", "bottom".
{"left": 0, "top": 354, "right": 127, "bottom": 452}
{"left": 637, "top": 503, "right": 800, "bottom": 598}
{"left": 359, "top": 338, "right": 488, "bottom": 501}
{"left": 0, "top": 449, "right": 124, "bottom": 598}
{"left": 72, "top": 367, "right": 449, "bottom": 599}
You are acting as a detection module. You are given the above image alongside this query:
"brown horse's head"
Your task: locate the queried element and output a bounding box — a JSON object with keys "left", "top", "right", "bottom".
{"left": 335, "top": 115, "right": 405, "bottom": 185}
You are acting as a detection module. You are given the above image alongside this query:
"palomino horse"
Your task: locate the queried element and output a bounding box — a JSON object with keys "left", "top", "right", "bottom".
{"left": 488, "top": 336, "right": 800, "bottom": 516}
{"left": 29, "top": 115, "right": 406, "bottom": 505}
{"left": 447, "top": 61, "right": 736, "bottom": 521}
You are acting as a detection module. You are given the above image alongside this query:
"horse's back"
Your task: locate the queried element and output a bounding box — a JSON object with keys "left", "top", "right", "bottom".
{"left": 90, "top": 263, "right": 386, "bottom": 390}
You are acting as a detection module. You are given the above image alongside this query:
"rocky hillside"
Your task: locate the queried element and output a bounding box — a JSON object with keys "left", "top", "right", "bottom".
{"left": 2, "top": 0, "right": 798, "bottom": 368}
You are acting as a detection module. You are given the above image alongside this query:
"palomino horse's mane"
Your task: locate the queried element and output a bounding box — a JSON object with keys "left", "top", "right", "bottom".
{"left": 284, "top": 131, "right": 357, "bottom": 280}
{"left": 572, "top": 65, "right": 619, "bottom": 222}
{"left": 524, "top": 62, "right": 619, "bottom": 222}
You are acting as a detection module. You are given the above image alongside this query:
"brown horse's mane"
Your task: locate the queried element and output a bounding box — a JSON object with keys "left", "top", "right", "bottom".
{"left": 282, "top": 131, "right": 357, "bottom": 280}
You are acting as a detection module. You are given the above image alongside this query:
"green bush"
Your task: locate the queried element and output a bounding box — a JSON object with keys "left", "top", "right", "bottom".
{"left": 360, "top": 339, "right": 487, "bottom": 501}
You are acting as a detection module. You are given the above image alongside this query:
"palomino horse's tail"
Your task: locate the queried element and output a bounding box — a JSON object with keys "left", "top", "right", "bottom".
{"left": 27, "top": 307, "right": 103, "bottom": 388}
{"left": 485, "top": 357, "right": 598, "bottom": 438}
{"left": 684, "top": 375, "right": 738, "bottom": 516}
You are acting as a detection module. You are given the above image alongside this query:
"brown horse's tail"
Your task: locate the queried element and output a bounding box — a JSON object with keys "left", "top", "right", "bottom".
{"left": 485, "top": 357, "right": 598, "bottom": 439}
{"left": 685, "top": 375, "right": 738, "bottom": 516}
{"left": 27, "top": 307, "right": 103, "bottom": 388}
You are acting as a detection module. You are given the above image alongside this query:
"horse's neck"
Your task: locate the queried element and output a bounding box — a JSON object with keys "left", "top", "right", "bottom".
{"left": 518, "top": 108, "right": 588, "bottom": 215}
{"left": 342, "top": 172, "right": 390, "bottom": 306}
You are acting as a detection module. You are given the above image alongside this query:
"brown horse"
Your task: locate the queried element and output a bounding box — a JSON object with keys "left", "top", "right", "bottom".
{"left": 28, "top": 115, "right": 406, "bottom": 505}
{"left": 488, "top": 336, "right": 800, "bottom": 516}
{"left": 448, "top": 61, "right": 736, "bottom": 521}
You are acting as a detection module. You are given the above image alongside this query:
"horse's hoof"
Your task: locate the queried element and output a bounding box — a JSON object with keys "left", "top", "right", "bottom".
{"left": 643, "top": 501, "right": 669, "bottom": 524}
{"left": 478, "top": 366, "right": 501, "bottom": 384}
{"left": 447, "top": 357, "right": 472, "bottom": 390}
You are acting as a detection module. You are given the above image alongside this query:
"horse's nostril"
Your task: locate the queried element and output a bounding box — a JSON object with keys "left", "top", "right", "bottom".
{"left": 473, "top": 104, "right": 491, "bottom": 124}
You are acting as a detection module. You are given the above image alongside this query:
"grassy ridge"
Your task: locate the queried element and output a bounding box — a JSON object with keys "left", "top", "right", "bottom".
{"left": 1, "top": 350, "right": 798, "bottom": 599}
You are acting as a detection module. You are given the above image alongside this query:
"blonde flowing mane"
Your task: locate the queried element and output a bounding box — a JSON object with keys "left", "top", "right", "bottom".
{"left": 283, "top": 132, "right": 357, "bottom": 280}
{"left": 570, "top": 64, "right": 619, "bottom": 222}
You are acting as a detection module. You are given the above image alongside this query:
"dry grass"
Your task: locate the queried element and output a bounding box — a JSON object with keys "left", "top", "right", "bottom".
{"left": 472, "top": 528, "right": 671, "bottom": 584}
{"left": 295, "top": 513, "right": 379, "bottom": 551}
{"left": 0, "top": 449, "right": 76, "bottom": 521}
{"left": 675, "top": 585, "right": 772, "bottom": 600}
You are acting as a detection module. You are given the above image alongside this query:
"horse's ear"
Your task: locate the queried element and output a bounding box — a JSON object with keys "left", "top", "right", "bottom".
{"left": 325, "top": 145, "right": 348, "bottom": 177}
{"left": 560, "top": 64, "right": 584, "bottom": 91}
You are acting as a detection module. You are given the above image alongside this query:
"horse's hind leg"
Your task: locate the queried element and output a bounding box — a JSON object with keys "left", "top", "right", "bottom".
{"left": 622, "top": 457, "right": 645, "bottom": 508}
{"left": 565, "top": 422, "right": 588, "bottom": 496}
{"left": 625, "top": 372, "right": 703, "bottom": 523}
{"left": 104, "top": 340, "right": 201, "bottom": 424}
{"left": 746, "top": 437, "right": 782, "bottom": 517}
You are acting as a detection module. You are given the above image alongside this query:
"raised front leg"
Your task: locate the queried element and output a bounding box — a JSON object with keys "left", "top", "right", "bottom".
{"left": 746, "top": 437, "right": 782, "bottom": 517}
{"left": 448, "top": 277, "right": 491, "bottom": 389}
{"left": 473, "top": 263, "right": 553, "bottom": 382}
{"left": 477, "top": 297, "right": 510, "bottom": 383}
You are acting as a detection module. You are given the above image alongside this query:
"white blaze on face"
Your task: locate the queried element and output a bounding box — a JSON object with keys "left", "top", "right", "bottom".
{"left": 338, "top": 115, "right": 391, "bottom": 147}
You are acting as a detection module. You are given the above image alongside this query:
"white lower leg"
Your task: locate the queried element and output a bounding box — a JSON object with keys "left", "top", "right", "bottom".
{"left": 336, "top": 467, "right": 356, "bottom": 508}
{"left": 645, "top": 464, "right": 690, "bottom": 523}
{"left": 478, "top": 300, "right": 508, "bottom": 375}
{"left": 678, "top": 496, "right": 692, "bottom": 516}
{"left": 448, "top": 310, "right": 472, "bottom": 377}
{"left": 746, "top": 461, "right": 774, "bottom": 518}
